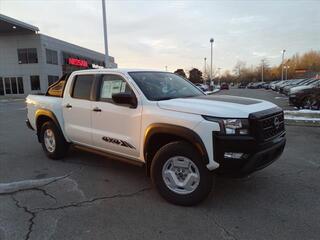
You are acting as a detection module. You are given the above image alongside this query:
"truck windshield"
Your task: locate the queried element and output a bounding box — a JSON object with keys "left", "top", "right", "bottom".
{"left": 128, "top": 71, "right": 204, "bottom": 101}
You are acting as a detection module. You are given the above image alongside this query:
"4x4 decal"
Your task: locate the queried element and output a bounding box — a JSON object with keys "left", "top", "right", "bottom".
{"left": 102, "top": 136, "right": 136, "bottom": 149}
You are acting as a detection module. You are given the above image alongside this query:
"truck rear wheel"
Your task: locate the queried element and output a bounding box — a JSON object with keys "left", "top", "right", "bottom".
{"left": 40, "top": 121, "right": 69, "bottom": 160}
{"left": 151, "top": 141, "right": 213, "bottom": 206}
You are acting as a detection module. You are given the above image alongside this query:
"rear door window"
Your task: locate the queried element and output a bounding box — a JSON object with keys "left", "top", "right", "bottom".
{"left": 72, "top": 75, "right": 94, "bottom": 100}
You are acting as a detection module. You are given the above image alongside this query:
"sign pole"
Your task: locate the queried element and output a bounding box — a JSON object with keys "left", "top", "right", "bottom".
{"left": 102, "top": 0, "right": 109, "bottom": 68}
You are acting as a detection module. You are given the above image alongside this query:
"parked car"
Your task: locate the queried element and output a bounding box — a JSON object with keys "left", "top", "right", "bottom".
{"left": 270, "top": 80, "right": 282, "bottom": 91}
{"left": 283, "top": 78, "right": 317, "bottom": 95}
{"left": 275, "top": 80, "right": 291, "bottom": 92}
{"left": 248, "top": 82, "right": 265, "bottom": 89}
{"left": 264, "top": 81, "right": 279, "bottom": 90}
{"left": 278, "top": 79, "right": 304, "bottom": 94}
{"left": 261, "top": 83, "right": 269, "bottom": 89}
{"left": 26, "top": 69, "right": 286, "bottom": 206}
{"left": 238, "top": 82, "right": 247, "bottom": 88}
{"left": 220, "top": 82, "right": 229, "bottom": 90}
{"left": 266, "top": 81, "right": 279, "bottom": 90}
{"left": 215, "top": 84, "right": 221, "bottom": 90}
{"left": 288, "top": 79, "right": 320, "bottom": 96}
{"left": 289, "top": 83, "right": 320, "bottom": 109}
{"left": 195, "top": 83, "right": 209, "bottom": 92}
{"left": 247, "top": 82, "right": 254, "bottom": 88}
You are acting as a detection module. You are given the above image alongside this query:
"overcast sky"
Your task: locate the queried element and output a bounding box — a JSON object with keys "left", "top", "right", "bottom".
{"left": 1, "top": 0, "right": 319, "bottom": 73}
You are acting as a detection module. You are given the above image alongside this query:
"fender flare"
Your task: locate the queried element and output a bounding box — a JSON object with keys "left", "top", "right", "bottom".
{"left": 35, "top": 109, "right": 66, "bottom": 142}
{"left": 144, "top": 123, "right": 209, "bottom": 164}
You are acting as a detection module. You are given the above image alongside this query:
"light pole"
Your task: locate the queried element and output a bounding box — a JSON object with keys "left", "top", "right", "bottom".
{"left": 102, "top": 0, "right": 109, "bottom": 68}
{"left": 210, "top": 38, "right": 214, "bottom": 88}
{"left": 204, "top": 57, "right": 207, "bottom": 84}
{"left": 261, "top": 59, "right": 264, "bottom": 82}
{"left": 284, "top": 66, "right": 290, "bottom": 80}
{"left": 281, "top": 49, "right": 286, "bottom": 81}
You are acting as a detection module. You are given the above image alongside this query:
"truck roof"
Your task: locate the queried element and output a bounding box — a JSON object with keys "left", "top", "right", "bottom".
{"left": 71, "top": 68, "right": 166, "bottom": 74}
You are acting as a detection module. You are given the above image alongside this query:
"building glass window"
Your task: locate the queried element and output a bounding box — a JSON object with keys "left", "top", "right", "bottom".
{"left": 17, "top": 77, "right": 24, "bottom": 94}
{"left": 0, "top": 78, "right": 4, "bottom": 95}
{"left": 30, "top": 75, "right": 41, "bottom": 91}
{"left": 48, "top": 75, "right": 59, "bottom": 86}
{"left": 46, "top": 49, "right": 58, "bottom": 65}
{"left": 10, "top": 77, "right": 17, "bottom": 94}
{"left": 17, "top": 48, "right": 38, "bottom": 64}
{"left": 4, "top": 78, "right": 11, "bottom": 94}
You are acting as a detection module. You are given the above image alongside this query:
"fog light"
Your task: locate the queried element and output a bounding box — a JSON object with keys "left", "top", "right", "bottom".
{"left": 239, "top": 129, "right": 249, "bottom": 135}
{"left": 224, "top": 152, "right": 244, "bottom": 159}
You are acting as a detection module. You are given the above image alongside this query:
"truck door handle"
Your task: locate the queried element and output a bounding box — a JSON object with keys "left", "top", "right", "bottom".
{"left": 93, "top": 107, "right": 102, "bottom": 112}
{"left": 65, "top": 104, "right": 72, "bottom": 109}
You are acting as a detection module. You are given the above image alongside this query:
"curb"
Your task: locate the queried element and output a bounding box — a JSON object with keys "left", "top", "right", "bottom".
{"left": 0, "top": 98, "right": 25, "bottom": 103}
{"left": 285, "top": 119, "right": 320, "bottom": 127}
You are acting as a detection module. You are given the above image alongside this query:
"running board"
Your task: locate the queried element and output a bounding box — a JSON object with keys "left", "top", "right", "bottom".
{"left": 72, "top": 144, "right": 145, "bottom": 167}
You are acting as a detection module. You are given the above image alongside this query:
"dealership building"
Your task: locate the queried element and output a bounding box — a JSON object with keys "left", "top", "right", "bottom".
{"left": 0, "top": 14, "right": 117, "bottom": 97}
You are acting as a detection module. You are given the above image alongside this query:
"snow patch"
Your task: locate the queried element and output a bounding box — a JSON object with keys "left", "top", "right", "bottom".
{"left": 284, "top": 115, "right": 320, "bottom": 122}
{"left": 284, "top": 109, "right": 320, "bottom": 114}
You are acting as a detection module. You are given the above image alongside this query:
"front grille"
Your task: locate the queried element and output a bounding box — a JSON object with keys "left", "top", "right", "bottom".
{"left": 249, "top": 108, "right": 285, "bottom": 142}
{"left": 259, "top": 112, "right": 285, "bottom": 141}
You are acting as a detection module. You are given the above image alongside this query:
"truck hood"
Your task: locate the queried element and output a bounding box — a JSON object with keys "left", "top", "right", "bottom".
{"left": 157, "top": 95, "right": 277, "bottom": 118}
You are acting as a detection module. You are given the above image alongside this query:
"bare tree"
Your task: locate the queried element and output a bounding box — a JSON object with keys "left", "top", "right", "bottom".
{"left": 174, "top": 69, "right": 187, "bottom": 78}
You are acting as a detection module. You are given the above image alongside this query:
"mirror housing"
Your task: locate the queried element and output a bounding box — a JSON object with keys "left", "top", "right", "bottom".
{"left": 112, "top": 92, "right": 137, "bottom": 108}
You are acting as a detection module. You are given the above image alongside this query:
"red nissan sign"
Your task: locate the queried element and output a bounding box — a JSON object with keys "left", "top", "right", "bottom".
{"left": 68, "top": 58, "right": 88, "bottom": 68}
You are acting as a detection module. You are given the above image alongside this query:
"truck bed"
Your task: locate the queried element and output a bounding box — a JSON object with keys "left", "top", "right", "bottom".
{"left": 26, "top": 95, "right": 64, "bottom": 131}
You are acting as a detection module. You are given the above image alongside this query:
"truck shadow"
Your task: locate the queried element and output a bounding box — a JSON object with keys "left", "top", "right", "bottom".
{"left": 202, "top": 171, "right": 279, "bottom": 209}
{"left": 62, "top": 147, "right": 276, "bottom": 208}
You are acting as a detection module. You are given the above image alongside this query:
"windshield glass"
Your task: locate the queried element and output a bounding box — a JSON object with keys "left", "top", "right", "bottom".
{"left": 128, "top": 71, "right": 204, "bottom": 101}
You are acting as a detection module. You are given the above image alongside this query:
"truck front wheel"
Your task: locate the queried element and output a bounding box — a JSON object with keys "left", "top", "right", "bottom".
{"left": 40, "top": 121, "right": 69, "bottom": 160}
{"left": 151, "top": 141, "right": 213, "bottom": 206}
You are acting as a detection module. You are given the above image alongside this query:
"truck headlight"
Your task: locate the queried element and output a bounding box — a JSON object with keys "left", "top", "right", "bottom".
{"left": 223, "top": 119, "right": 249, "bottom": 135}
{"left": 202, "top": 116, "right": 249, "bottom": 135}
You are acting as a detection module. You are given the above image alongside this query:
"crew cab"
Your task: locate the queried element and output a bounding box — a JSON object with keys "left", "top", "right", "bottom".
{"left": 26, "top": 69, "right": 286, "bottom": 206}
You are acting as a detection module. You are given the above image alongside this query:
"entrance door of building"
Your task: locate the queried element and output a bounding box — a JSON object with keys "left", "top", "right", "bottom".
{"left": 1, "top": 77, "right": 24, "bottom": 95}
{"left": 0, "top": 77, "right": 4, "bottom": 96}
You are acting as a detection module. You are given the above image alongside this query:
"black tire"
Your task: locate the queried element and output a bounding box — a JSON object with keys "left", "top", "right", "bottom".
{"left": 151, "top": 141, "right": 213, "bottom": 206}
{"left": 40, "top": 121, "right": 69, "bottom": 160}
{"left": 302, "top": 96, "right": 313, "bottom": 109}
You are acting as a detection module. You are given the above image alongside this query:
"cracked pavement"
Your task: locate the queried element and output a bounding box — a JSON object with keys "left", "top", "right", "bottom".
{"left": 1, "top": 89, "right": 320, "bottom": 240}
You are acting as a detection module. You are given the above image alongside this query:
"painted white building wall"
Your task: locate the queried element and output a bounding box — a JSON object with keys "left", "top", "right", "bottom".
{"left": 0, "top": 33, "right": 117, "bottom": 97}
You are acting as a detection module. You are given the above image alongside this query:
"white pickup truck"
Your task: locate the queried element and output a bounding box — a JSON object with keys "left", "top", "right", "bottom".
{"left": 26, "top": 69, "right": 286, "bottom": 205}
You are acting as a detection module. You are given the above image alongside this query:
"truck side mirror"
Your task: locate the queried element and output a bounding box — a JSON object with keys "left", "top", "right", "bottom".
{"left": 112, "top": 92, "right": 137, "bottom": 108}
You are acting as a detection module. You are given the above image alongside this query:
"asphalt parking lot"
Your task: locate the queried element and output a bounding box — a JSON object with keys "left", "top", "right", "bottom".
{"left": 0, "top": 89, "right": 320, "bottom": 240}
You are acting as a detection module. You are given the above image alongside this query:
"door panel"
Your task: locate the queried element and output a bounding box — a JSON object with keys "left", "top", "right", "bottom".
{"left": 91, "top": 74, "right": 142, "bottom": 158}
{"left": 63, "top": 99, "right": 92, "bottom": 144}
{"left": 62, "top": 74, "right": 94, "bottom": 145}
{"left": 92, "top": 102, "right": 142, "bottom": 157}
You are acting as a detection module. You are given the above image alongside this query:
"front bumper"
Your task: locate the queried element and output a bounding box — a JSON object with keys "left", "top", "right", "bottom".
{"left": 213, "top": 132, "right": 286, "bottom": 175}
